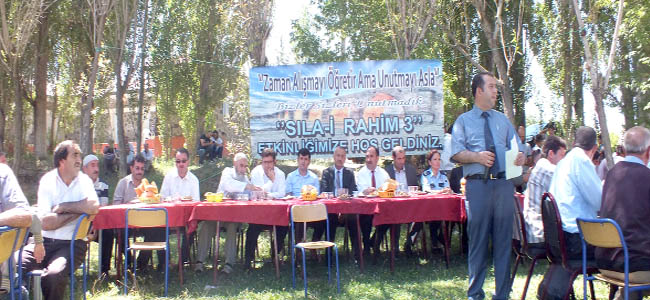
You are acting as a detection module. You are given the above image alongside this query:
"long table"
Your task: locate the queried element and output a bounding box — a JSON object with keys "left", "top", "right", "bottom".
{"left": 95, "top": 194, "right": 467, "bottom": 284}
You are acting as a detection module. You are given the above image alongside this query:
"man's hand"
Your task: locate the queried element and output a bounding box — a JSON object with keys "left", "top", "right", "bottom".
{"left": 477, "top": 151, "right": 495, "bottom": 167}
{"left": 34, "top": 243, "right": 45, "bottom": 263}
{"left": 514, "top": 152, "right": 525, "bottom": 166}
{"left": 53, "top": 199, "right": 99, "bottom": 215}
{"left": 363, "top": 187, "right": 376, "bottom": 195}
{"left": 246, "top": 184, "right": 262, "bottom": 191}
{"left": 264, "top": 169, "right": 275, "bottom": 182}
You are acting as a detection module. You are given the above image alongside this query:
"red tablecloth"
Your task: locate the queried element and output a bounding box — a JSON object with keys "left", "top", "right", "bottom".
{"left": 372, "top": 194, "right": 465, "bottom": 225}
{"left": 188, "top": 200, "right": 292, "bottom": 232}
{"left": 285, "top": 198, "right": 380, "bottom": 215}
{"left": 93, "top": 201, "right": 199, "bottom": 230}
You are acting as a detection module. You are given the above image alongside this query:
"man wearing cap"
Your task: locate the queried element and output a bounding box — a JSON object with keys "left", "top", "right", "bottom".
{"left": 82, "top": 154, "right": 111, "bottom": 276}
{"left": 549, "top": 126, "right": 603, "bottom": 259}
{"left": 451, "top": 72, "right": 525, "bottom": 300}
{"left": 20, "top": 140, "right": 99, "bottom": 300}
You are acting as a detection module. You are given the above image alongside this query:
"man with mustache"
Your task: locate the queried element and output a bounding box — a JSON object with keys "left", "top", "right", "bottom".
{"left": 20, "top": 140, "right": 99, "bottom": 300}
{"left": 82, "top": 154, "right": 111, "bottom": 276}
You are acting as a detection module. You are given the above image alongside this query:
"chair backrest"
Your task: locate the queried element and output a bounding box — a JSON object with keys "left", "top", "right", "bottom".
{"left": 73, "top": 214, "right": 93, "bottom": 240}
{"left": 541, "top": 192, "right": 569, "bottom": 265}
{"left": 126, "top": 208, "right": 168, "bottom": 228}
{"left": 577, "top": 218, "right": 623, "bottom": 249}
{"left": 0, "top": 226, "right": 19, "bottom": 263}
{"left": 513, "top": 195, "right": 529, "bottom": 249}
{"left": 291, "top": 204, "right": 327, "bottom": 223}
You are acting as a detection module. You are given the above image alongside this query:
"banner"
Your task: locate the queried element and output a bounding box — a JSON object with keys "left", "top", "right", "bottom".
{"left": 249, "top": 59, "right": 444, "bottom": 159}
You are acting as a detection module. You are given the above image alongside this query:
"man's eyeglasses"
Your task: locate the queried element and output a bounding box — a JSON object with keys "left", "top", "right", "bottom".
{"left": 175, "top": 159, "right": 188, "bottom": 164}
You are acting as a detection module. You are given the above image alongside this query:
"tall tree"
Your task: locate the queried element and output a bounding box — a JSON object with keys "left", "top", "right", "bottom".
{"left": 33, "top": 2, "right": 57, "bottom": 159}
{"left": 572, "top": 0, "right": 625, "bottom": 168}
{"left": 0, "top": 0, "right": 50, "bottom": 169}
{"left": 136, "top": 0, "right": 150, "bottom": 153}
{"left": 385, "top": 0, "right": 436, "bottom": 59}
{"left": 240, "top": 0, "right": 273, "bottom": 66}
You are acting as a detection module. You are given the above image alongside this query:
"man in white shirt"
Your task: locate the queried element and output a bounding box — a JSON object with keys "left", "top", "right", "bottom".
{"left": 20, "top": 140, "right": 99, "bottom": 300}
{"left": 350, "top": 146, "right": 389, "bottom": 259}
{"left": 195, "top": 153, "right": 261, "bottom": 273}
{"left": 160, "top": 147, "right": 200, "bottom": 264}
{"left": 245, "top": 148, "right": 287, "bottom": 269}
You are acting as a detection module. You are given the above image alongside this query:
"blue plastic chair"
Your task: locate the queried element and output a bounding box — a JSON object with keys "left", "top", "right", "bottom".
{"left": 124, "top": 208, "right": 169, "bottom": 297}
{"left": 290, "top": 204, "right": 340, "bottom": 298}
{"left": 69, "top": 214, "right": 92, "bottom": 300}
{"left": 0, "top": 226, "right": 21, "bottom": 300}
{"left": 577, "top": 218, "right": 650, "bottom": 300}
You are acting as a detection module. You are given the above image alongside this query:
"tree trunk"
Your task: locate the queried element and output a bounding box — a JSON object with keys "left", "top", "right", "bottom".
{"left": 115, "top": 79, "right": 128, "bottom": 178}
{"left": 136, "top": 0, "right": 150, "bottom": 154}
{"left": 12, "top": 65, "right": 23, "bottom": 170}
{"left": 560, "top": 0, "right": 573, "bottom": 134}
{"left": 34, "top": 7, "right": 50, "bottom": 159}
{"left": 619, "top": 41, "right": 635, "bottom": 129}
{"left": 49, "top": 79, "right": 58, "bottom": 152}
{"left": 0, "top": 72, "right": 5, "bottom": 152}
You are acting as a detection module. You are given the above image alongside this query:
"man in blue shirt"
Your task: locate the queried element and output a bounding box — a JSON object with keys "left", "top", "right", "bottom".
{"left": 548, "top": 126, "right": 602, "bottom": 259}
{"left": 285, "top": 148, "right": 320, "bottom": 196}
{"left": 451, "top": 72, "right": 525, "bottom": 300}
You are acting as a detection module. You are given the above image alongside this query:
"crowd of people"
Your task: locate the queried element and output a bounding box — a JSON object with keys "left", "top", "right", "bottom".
{"left": 0, "top": 72, "right": 647, "bottom": 300}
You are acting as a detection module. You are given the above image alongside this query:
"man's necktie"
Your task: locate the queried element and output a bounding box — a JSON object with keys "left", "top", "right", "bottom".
{"left": 481, "top": 111, "right": 499, "bottom": 176}
{"left": 371, "top": 170, "right": 376, "bottom": 188}
{"left": 335, "top": 170, "right": 341, "bottom": 195}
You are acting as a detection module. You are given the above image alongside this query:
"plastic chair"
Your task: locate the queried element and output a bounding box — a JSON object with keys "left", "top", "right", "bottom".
{"left": 70, "top": 214, "right": 93, "bottom": 300}
{"left": 577, "top": 218, "right": 650, "bottom": 300}
{"left": 511, "top": 195, "right": 546, "bottom": 300}
{"left": 0, "top": 226, "right": 20, "bottom": 300}
{"left": 541, "top": 192, "right": 596, "bottom": 299}
{"left": 124, "top": 208, "right": 169, "bottom": 297}
{"left": 290, "top": 204, "right": 340, "bottom": 298}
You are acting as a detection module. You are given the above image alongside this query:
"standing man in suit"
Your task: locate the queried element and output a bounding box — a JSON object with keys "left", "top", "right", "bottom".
{"left": 451, "top": 72, "right": 525, "bottom": 300}
{"left": 597, "top": 126, "right": 650, "bottom": 300}
{"left": 316, "top": 146, "right": 357, "bottom": 242}
{"left": 373, "top": 146, "right": 418, "bottom": 256}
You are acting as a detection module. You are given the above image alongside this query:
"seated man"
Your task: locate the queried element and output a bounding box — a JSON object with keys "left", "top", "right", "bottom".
{"left": 245, "top": 148, "right": 287, "bottom": 269}
{"left": 103, "top": 144, "right": 116, "bottom": 174}
{"left": 198, "top": 132, "right": 215, "bottom": 164}
{"left": 285, "top": 148, "right": 320, "bottom": 243}
{"left": 596, "top": 126, "right": 650, "bottom": 300}
{"left": 160, "top": 148, "right": 199, "bottom": 264}
{"left": 21, "top": 140, "right": 99, "bottom": 300}
{"left": 0, "top": 163, "right": 44, "bottom": 295}
{"left": 211, "top": 131, "right": 223, "bottom": 159}
{"left": 549, "top": 126, "right": 602, "bottom": 259}
{"left": 523, "top": 135, "right": 566, "bottom": 247}
{"left": 317, "top": 146, "right": 356, "bottom": 242}
{"left": 195, "top": 153, "right": 261, "bottom": 273}
{"left": 81, "top": 155, "right": 111, "bottom": 276}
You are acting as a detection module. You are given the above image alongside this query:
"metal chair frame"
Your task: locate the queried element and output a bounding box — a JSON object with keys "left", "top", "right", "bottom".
{"left": 69, "top": 214, "right": 92, "bottom": 300}
{"left": 511, "top": 195, "right": 547, "bottom": 300}
{"left": 0, "top": 226, "right": 21, "bottom": 300}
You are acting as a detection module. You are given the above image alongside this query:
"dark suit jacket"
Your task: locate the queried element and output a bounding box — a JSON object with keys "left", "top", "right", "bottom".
{"left": 320, "top": 166, "right": 357, "bottom": 193}
{"left": 384, "top": 163, "right": 419, "bottom": 187}
{"left": 596, "top": 160, "right": 650, "bottom": 272}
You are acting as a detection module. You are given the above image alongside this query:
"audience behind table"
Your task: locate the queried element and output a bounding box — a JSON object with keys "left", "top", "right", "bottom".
{"left": 0, "top": 163, "right": 44, "bottom": 295}
{"left": 195, "top": 152, "right": 259, "bottom": 274}
{"left": 20, "top": 140, "right": 99, "bottom": 300}
{"left": 373, "top": 146, "right": 418, "bottom": 257}
{"left": 548, "top": 126, "right": 602, "bottom": 260}
{"left": 245, "top": 148, "right": 288, "bottom": 269}
{"left": 596, "top": 126, "right": 650, "bottom": 300}
{"left": 81, "top": 154, "right": 112, "bottom": 276}
{"left": 522, "top": 135, "right": 567, "bottom": 246}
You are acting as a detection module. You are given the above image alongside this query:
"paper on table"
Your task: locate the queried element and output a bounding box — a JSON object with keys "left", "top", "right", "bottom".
{"left": 505, "top": 134, "right": 522, "bottom": 179}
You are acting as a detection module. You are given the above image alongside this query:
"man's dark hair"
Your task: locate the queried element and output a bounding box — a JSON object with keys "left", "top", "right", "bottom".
{"left": 53, "top": 140, "right": 76, "bottom": 168}
{"left": 261, "top": 147, "right": 277, "bottom": 160}
{"left": 574, "top": 126, "right": 597, "bottom": 151}
{"left": 542, "top": 135, "right": 567, "bottom": 157}
{"left": 297, "top": 148, "right": 311, "bottom": 159}
{"left": 534, "top": 133, "right": 546, "bottom": 144}
{"left": 130, "top": 154, "right": 146, "bottom": 167}
{"left": 592, "top": 150, "right": 601, "bottom": 162}
{"left": 471, "top": 72, "right": 495, "bottom": 97}
{"left": 176, "top": 147, "right": 190, "bottom": 158}
{"left": 367, "top": 146, "right": 380, "bottom": 157}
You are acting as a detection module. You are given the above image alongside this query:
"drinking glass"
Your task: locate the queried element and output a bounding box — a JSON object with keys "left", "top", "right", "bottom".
{"left": 336, "top": 188, "right": 349, "bottom": 198}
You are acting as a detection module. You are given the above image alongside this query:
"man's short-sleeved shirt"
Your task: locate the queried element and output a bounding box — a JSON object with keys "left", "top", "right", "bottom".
{"left": 38, "top": 169, "right": 98, "bottom": 240}
{"left": 0, "top": 164, "right": 28, "bottom": 212}
{"left": 451, "top": 105, "right": 521, "bottom": 177}
{"left": 113, "top": 175, "right": 138, "bottom": 205}
{"left": 285, "top": 169, "right": 320, "bottom": 196}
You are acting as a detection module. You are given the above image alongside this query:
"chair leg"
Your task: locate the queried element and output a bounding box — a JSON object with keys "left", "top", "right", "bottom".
{"left": 588, "top": 276, "right": 596, "bottom": 300}
{"left": 301, "top": 248, "right": 308, "bottom": 298}
{"left": 520, "top": 258, "right": 539, "bottom": 300}
{"left": 334, "top": 246, "right": 340, "bottom": 293}
{"left": 292, "top": 246, "right": 296, "bottom": 289}
{"left": 420, "top": 222, "right": 428, "bottom": 259}
{"left": 327, "top": 246, "right": 331, "bottom": 283}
